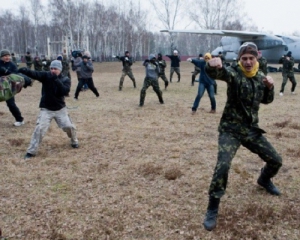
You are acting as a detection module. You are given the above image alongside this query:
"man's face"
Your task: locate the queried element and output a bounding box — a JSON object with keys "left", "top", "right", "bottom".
{"left": 125, "top": 52, "right": 130, "bottom": 57}
{"left": 50, "top": 67, "right": 61, "bottom": 76}
{"left": 240, "top": 53, "right": 257, "bottom": 72}
{"left": 1, "top": 55, "right": 11, "bottom": 63}
{"left": 83, "top": 58, "right": 88, "bottom": 63}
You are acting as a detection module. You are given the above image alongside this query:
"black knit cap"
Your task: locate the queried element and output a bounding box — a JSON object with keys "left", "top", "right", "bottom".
{"left": 286, "top": 51, "right": 292, "bottom": 57}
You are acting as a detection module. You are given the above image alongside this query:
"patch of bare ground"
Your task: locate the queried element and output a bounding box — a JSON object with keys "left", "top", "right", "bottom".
{"left": 1, "top": 62, "right": 300, "bottom": 239}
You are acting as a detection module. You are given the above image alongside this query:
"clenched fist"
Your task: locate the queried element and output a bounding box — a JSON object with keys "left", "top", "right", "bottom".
{"left": 207, "top": 57, "right": 222, "bottom": 69}
{"left": 263, "top": 75, "right": 274, "bottom": 90}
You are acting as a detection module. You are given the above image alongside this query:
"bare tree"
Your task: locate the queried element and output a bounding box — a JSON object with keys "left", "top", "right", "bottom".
{"left": 30, "top": 0, "right": 44, "bottom": 55}
{"left": 149, "top": 0, "right": 185, "bottom": 53}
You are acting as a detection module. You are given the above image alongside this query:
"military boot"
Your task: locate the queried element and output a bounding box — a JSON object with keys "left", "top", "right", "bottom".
{"left": 203, "top": 197, "right": 220, "bottom": 231}
{"left": 177, "top": 75, "right": 181, "bottom": 82}
{"left": 257, "top": 168, "right": 281, "bottom": 195}
{"left": 133, "top": 80, "right": 136, "bottom": 88}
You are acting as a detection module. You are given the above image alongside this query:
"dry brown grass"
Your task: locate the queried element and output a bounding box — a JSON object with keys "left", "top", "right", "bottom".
{"left": 1, "top": 62, "right": 300, "bottom": 239}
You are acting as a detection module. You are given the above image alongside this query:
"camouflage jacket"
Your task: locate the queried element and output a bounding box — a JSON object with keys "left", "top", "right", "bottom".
{"left": 62, "top": 59, "right": 70, "bottom": 76}
{"left": 42, "top": 59, "right": 51, "bottom": 71}
{"left": 157, "top": 59, "right": 167, "bottom": 74}
{"left": 278, "top": 56, "right": 294, "bottom": 73}
{"left": 258, "top": 57, "right": 268, "bottom": 75}
{"left": 25, "top": 55, "right": 32, "bottom": 64}
{"left": 205, "top": 65, "right": 274, "bottom": 137}
{"left": 34, "top": 59, "right": 43, "bottom": 71}
{"left": 12, "top": 56, "right": 18, "bottom": 66}
{"left": 116, "top": 56, "right": 133, "bottom": 70}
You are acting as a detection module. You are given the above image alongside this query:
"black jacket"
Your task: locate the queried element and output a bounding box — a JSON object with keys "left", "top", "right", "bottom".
{"left": 18, "top": 69, "right": 70, "bottom": 111}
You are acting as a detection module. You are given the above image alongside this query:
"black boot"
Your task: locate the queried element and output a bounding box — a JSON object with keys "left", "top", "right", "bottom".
{"left": 203, "top": 197, "right": 220, "bottom": 231}
{"left": 133, "top": 80, "right": 136, "bottom": 88}
{"left": 257, "top": 168, "right": 281, "bottom": 195}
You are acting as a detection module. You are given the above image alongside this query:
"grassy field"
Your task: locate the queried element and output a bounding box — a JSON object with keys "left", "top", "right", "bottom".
{"left": 0, "top": 61, "right": 300, "bottom": 239}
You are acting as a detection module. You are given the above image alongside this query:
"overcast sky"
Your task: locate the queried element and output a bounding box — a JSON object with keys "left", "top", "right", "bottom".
{"left": 1, "top": 0, "right": 299, "bottom": 35}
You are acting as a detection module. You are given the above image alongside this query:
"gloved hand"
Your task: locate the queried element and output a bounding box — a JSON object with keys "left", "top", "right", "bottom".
{"left": 187, "top": 58, "right": 192, "bottom": 62}
{"left": 125, "top": 57, "right": 129, "bottom": 61}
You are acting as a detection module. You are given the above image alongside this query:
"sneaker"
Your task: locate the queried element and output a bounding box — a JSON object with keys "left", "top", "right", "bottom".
{"left": 24, "top": 152, "right": 35, "bottom": 160}
{"left": 71, "top": 143, "right": 79, "bottom": 148}
{"left": 279, "top": 92, "right": 283, "bottom": 96}
{"left": 14, "top": 121, "right": 25, "bottom": 127}
{"left": 74, "top": 97, "right": 78, "bottom": 101}
{"left": 292, "top": 91, "right": 295, "bottom": 95}
{"left": 192, "top": 110, "right": 196, "bottom": 115}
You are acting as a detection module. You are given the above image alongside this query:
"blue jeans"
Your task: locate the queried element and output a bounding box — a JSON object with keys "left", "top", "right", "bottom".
{"left": 192, "top": 83, "right": 216, "bottom": 111}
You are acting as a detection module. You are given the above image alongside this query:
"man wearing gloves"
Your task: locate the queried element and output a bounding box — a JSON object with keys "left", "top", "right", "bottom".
{"left": 139, "top": 54, "right": 164, "bottom": 107}
{"left": 18, "top": 60, "right": 79, "bottom": 160}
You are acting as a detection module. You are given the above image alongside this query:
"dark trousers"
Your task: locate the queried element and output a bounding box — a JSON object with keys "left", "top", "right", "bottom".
{"left": 208, "top": 131, "right": 282, "bottom": 198}
{"left": 74, "top": 78, "right": 99, "bottom": 98}
{"left": 6, "top": 97, "right": 23, "bottom": 122}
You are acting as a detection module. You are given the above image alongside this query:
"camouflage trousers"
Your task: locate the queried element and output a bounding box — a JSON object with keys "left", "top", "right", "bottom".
{"left": 140, "top": 77, "right": 163, "bottom": 105}
{"left": 158, "top": 73, "right": 169, "bottom": 89}
{"left": 26, "top": 63, "right": 33, "bottom": 69}
{"left": 119, "top": 69, "right": 136, "bottom": 89}
{"left": 191, "top": 69, "right": 200, "bottom": 85}
{"left": 280, "top": 72, "right": 297, "bottom": 93}
{"left": 170, "top": 67, "right": 180, "bottom": 82}
{"left": 27, "top": 107, "right": 78, "bottom": 155}
{"left": 208, "top": 130, "right": 282, "bottom": 198}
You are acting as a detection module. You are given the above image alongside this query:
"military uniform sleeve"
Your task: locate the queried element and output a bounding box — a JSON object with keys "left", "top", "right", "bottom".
{"left": 205, "top": 64, "right": 233, "bottom": 82}
{"left": 261, "top": 86, "right": 274, "bottom": 104}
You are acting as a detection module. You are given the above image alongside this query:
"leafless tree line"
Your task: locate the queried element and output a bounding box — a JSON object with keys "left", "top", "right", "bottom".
{"left": 0, "top": 0, "right": 256, "bottom": 61}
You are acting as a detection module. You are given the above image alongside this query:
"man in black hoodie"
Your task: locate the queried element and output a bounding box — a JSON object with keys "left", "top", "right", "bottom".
{"left": 18, "top": 60, "right": 79, "bottom": 160}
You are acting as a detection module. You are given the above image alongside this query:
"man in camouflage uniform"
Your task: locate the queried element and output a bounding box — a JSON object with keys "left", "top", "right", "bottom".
{"left": 25, "top": 52, "right": 33, "bottom": 69}
{"left": 11, "top": 53, "right": 18, "bottom": 67}
{"left": 62, "top": 54, "right": 71, "bottom": 79}
{"left": 33, "top": 56, "right": 43, "bottom": 71}
{"left": 139, "top": 54, "right": 164, "bottom": 107}
{"left": 42, "top": 56, "right": 51, "bottom": 71}
{"left": 190, "top": 53, "right": 202, "bottom": 86}
{"left": 278, "top": 51, "right": 297, "bottom": 96}
{"left": 257, "top": 50, "right": 268, "bottom": 75}
{"left": 157, "top": 53, "right": 169, "bottom": 90}
{"left": 202, "top": 42, "right": 282, "bottom": 231}
{"left": 115, "top": 51, "right": 136, "bottom": 91}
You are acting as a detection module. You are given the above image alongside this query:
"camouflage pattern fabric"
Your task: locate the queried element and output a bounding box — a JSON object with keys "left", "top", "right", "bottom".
{"left": 192, "top": 67, "right": 201, "bottom": 85}
{"left": 62, "top": 57, "right": 71, "bottom": 78}
{"left": 119, "top": 69, "right": 136, "bottom": 89}
{"left": 34, "top": 59, "right": 43, "bottom": 71}
{"left": 209, "top": 131, "right": 282, "bottom": 198}
{"left": 278, "top": 56, "right": 297, "bottom": 92}
{"left": 157, "top": 59, "right": 169, "bottom": 88}
{"left": 12, "top": 56, "right": 18, "bottom": 66}
{"left": 0, "top": 74, "right": 24, "bottom": 102}
{"left": 258, "top": 57, "right": 268, "bottom": 75}
{"left": 42, "top": 59, "right": 51, "bottom": 71}
{"left": 170, "top": 67, "right": 180, "bottom": 82}
{"left": 140, "top": 77, "right": 163, "bottom": 105}
{"left": 25, "top": 55, "right": 33, "bottom": 69}
{"left": 205, "top": 64, "right": 282, "bottom": 198}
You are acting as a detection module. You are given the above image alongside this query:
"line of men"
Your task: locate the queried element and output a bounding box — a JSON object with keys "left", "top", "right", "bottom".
{"left": 1, "top": 44, "right": 297, "bottom": 232}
